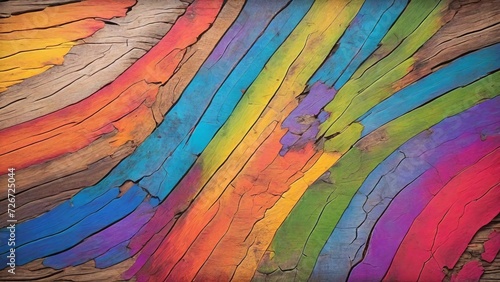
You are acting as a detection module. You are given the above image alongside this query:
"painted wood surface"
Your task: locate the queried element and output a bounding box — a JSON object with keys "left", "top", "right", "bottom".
{"left": 0, "top": 0, "right": 498, "bottom": 281}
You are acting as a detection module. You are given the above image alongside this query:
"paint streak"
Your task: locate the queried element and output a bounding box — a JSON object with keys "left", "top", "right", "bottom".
{"left": 451, "top": 261, "right": 484, "bottom": 282}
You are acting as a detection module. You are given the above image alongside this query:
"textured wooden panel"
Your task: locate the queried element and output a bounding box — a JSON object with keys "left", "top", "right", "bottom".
{"left": 0, "top": 0, "right": 498, "bottom": 281}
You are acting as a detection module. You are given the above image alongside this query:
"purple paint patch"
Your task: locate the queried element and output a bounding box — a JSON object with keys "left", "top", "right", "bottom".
{"left": 280, "top": 82, "right": 336, "bottom": 155}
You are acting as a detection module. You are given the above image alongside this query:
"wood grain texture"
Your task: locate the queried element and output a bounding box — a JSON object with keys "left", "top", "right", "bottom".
{"left": 0, "top": 0, "right": 499, "bottom": 280}
{"left": 0, "top": 0, "right": 189, "bottom": 130}
{"left": 311, "top": 98, "right": 499, "bottom": 281}
{"left": 0, "top": 0, "right": 244, "bottom": 224}
{"left": 7, "top": 258, "right": 135, "bottom": 281}
{"left": 0, "top": 0, "right": 80, "bottom": 18}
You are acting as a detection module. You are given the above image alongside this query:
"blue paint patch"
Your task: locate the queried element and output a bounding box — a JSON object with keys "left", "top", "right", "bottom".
{"left": 359, "top": 44, "right": 500, "bottom": 136}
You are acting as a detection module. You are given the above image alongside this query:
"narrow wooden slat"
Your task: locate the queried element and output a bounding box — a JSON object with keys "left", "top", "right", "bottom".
{"left": 319, "top": 0, "right": 449, "bottom": 138}
{"left": 0, "top": 0, "right": 80, "bottom": 18}
{"left": 127, "top": 1, "right": 364, "bottom": 281}
{"left": 348, "top": 100, "right": 500, "bottom": 281}
{"left": 141, "top": 0, "right": 313, "bottom": 200}
{"left": 0, "top": 185, "right": 146, "bottom": 266}
{"left": 358, "top": 43, "right": 500, "bottom": 136}
{"left": 0, "top": 0, "right": 244, "bottom": 225}
{"left": 280, "top": 0, "right": 407, "bottom": 154}
{"left": 310, "top": 98, "right": 499, "bottom": 281}
{"left": 258, "top": 72, "right": 499, "bottom": 281}
{"left": 0, "top": 188, "right": 119, "bottom": 253}
{"left": 43, "top": 201, "right": 155, "bottom": 269}
{"left": 0, "top": 0, "right": 498, "bottom": 280}
{"left": 7, "top": 258, "right": 133, "bottom": 281}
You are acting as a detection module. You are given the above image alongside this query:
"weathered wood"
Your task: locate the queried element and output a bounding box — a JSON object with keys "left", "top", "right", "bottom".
{"left": 0, "top": 0, "right": 499, "bottom": 280}
{"left": 129, "top": 1, "right": 365, "bottom": 280}
{"left": 0, "top": 0, "right": 80, "bottom": 18}
{"left": 7, "top": 258, "right": 134, "bottom": 281}
{"left": 483, "top": 231, "right": 500, "bottom": 263}
{"left": 444, "top": 214, "right": 500, "bottom": 281}
{"left": 258, "top": 72, "right": 500, "bottom": 281}
{"left": 320, "top": 0, "right": 452, "bottom": 138}
{"left": 0, "top": 0, "right": 136, "bottom": 93}
{"left": 0, "top": 0, "right": 244, "bottom": 224}
{"left": 310, "top": 98, "right": 499, "bottom": 281}
{"left": 359, "top": 44, "right": 500, "bottom": 136}
{"left": 383, "top": 153, "right": 499, "bottom": 281}
{"left": 452, "top": 261, "right": 485, "bottom": 282}
{"left": 0, "top": 0, "right": 189, "bottom": 129}
{"left": 397, "top": 0, "right": 500, "bottom": 89}
{"left": 0, "top": 185, "right": 146, "bottom": 266}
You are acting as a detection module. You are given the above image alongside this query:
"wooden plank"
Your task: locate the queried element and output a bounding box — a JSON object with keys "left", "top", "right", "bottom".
{"left": 0, "top": 188, "right": 119, "bottom": 253}
{"left": 397, "top": 0, "right": 500, "bottom": 89}
{"left": 444, "top": 215, "right": 500, "bottom": 281}
{"left": 319, "top": 0, "right": 450, "bottom": 138}
{"left": 51, "top": 0, "right": 291, "bottom": 210}
{"left": 0, "top": 184, "right": 146, "bottom": 266}
{"left": 141, "top": 0, "right": 314, "bottom": 200}
{"left": 281, "top": 0, "right": 407, "bottom": 154}
{"left": 0, "top": 0, "right": 80, "bottom": 18}
{"left": 6, "top": 258, "right": 134, "bottom": 281}
{"left": 309, "top": 0, "right": 407, "bottom": 88}
{"left": 348, "top": 99, "right": 500, "bottom": 281}
{"left": 127, "top": 1, "right": 364, "bottom": 281}
{"left": 43, "top": 201, "right": 155, "bottom": 269}
{"left": 0, "top": 0, "right": 225, "bottom": 230}
{"left": 359, "top": 43, "right": 500, "bottom": 136}
{"left": 0, "top": 0, "right": 222, "bottom": 177}
{"left": 1, "top": 0, "right": 499, "bottom": 280}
